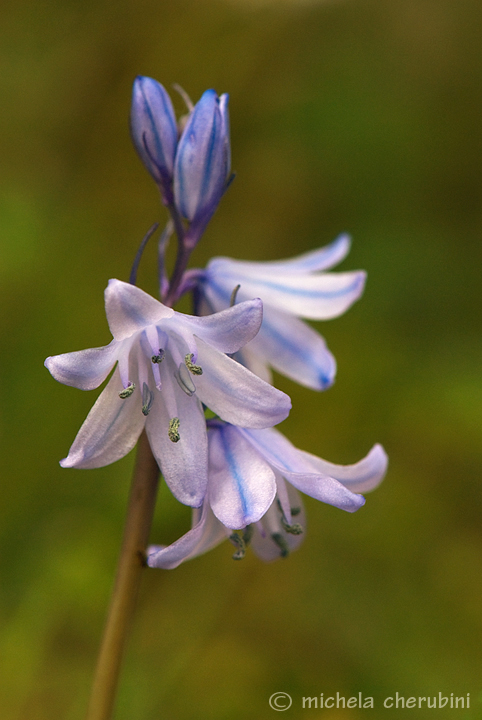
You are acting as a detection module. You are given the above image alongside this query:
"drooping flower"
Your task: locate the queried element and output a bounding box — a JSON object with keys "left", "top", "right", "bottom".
{"left": 174, "top": 89, "right": 231, "bottom": 248}
{"left": 147, "top": 422, "right": 388, "bottom": 568}
{"left": 45, "top": 280, "right": 291, "bottom": 507}
{"left": 130, "top": 76, "right": 178, "bottom": 204}
{"left": 197, "top": 233, "right": 366, "bottom": 390}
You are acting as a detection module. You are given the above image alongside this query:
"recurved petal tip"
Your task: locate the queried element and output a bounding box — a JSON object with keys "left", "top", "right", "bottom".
{"left": 105, "top": 279, "right": 173, "bottom": 340}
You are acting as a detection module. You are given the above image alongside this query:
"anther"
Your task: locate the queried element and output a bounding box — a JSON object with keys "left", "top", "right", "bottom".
{"left": 142, "top": 382, "right": 154, "bottom": 416}
{"left": 151, "top": 348, "right": 165, "bottom": 364}
{"left": 230, "top": 284, "right": 241, "bottom": 307}
{"left": 242, "top": 524, "right": 253, "bottom": 546}
{"left": 276, "top": 498, "right": 303, "bottom": 535}
{"left": 271, "top": 533, "right": 290, "bottom": 558}
{"left": 280, "top": 518, "right": 303, "bottom": 535}
{"left": 168, "top": 417, "right": 180, "bottom": 443}
{"left": 176, "top": 363, "right": 196, "bottom": 396}
{"left": 185, "top": 353, "right": 203, "bottom": 375}
{"left": 229, "top": 533, "right": 246, "bottom": 560}
{"left": 119, "top": 383, "right": 135, "bottom": 399}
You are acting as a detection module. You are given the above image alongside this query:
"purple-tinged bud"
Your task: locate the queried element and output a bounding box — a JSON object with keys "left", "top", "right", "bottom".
{"left": 174, "top": 89, "right": 231, "bottom": 247}
{"left": 130, "top": 76, "right": 178, "bottom": 203}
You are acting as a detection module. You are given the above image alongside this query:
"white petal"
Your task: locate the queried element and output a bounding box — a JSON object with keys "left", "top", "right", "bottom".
{"left": 177, "top": 298, "right": 263, "bottom": 354}
{"left": 298, "top": 443, "right": 388, "bottom": 494}
{"left": 60, "top": 369, "right": 145, "bottom": 469}
{"left": 208, "top": 424, "right": 276, "bottom": 528}
{"left": 45, "top": 340, "right": 120, "bottom": 390}
{"left": 207, "top": 233, "right": 351, "bottom": 277}
{"left": 105, "top": 279, "right": 173, "bottom": 340}
{"left": 145, "top": 364, "right": 208, "bottom": 507}
{"left": 267, "top": 233, "right": 351, "bottom": 272}
{"left": 240, "top": 427, "right": 366, "bottom": 512}
{"left": 194, "top": 338, "right": 291, "bottom": 428}
{"left": 147, "top": 503, "right": 228, "bottom": 569}
{"left": 283, "top": 469, "right": 365, "bottom": 512}
{"left": 240, "top": 426, "right": 307, "bottom": 472}
{"left": 248, "top": 308, "right": 336, "bottom": 390}
{"left": 210, "top": 270, "right": 366, "bottom": 320}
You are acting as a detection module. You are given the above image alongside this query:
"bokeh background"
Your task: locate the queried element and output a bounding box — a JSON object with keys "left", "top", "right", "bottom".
{"left": 1, "top": 0, "right": 482, "bottom": 718}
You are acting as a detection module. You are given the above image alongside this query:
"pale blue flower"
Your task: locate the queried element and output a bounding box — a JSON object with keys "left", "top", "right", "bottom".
{"left": 198, "top": 233, "right": 366, "bottom": 390}
{"left": 130, "top": 76, "right": 178, "bottom": 203}
{"left": 45, "top": 280, "right": 291, "bottom": 507}
{"left": 174, "top": 89, "right": 231, "bottom": 247}
{"left": 147, "top": 422, "right": 388, "bottom": 568}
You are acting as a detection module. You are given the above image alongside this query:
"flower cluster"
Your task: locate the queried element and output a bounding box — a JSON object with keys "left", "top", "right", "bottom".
{"left": 130, "top": 76, "right": 231, "bottom": 249}
{"left": 46, "top": 76, "right": 387, "bottom": 567}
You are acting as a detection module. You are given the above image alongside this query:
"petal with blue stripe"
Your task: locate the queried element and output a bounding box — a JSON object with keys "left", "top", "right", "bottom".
{"left": 247, "top": 307, "right": 337, "bottom": 390}
{"left": 208, "top": 424, "right": 276, "bottom": 528}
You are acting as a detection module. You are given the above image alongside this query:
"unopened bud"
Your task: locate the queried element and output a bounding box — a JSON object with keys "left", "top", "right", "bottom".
{"left": 174, "top": 89, "right": 231, "bottom": 246}
{"left": 130, "top": 76, "right": 177, "bottom": 202}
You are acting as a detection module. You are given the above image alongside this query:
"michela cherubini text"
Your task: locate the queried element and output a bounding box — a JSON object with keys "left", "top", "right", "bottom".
{"left": 301, "top": 692, "right": 470, "bottom": 710}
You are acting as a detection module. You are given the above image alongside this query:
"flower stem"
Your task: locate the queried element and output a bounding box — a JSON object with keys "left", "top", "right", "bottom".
{"left": 85, "top": 430, "right": 160, "bottom": 720}
{"left": 163, "top": 202, "right": 193, "bottom": 307}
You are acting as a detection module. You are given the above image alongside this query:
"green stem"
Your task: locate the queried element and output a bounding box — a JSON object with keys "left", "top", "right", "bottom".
{"left": 85, "top": 430, "right": 160, "bottom": 720}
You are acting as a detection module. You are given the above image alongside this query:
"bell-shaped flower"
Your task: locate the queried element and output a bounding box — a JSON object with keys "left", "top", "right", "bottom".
{"left": 130, "top": 76, "right": 178, "bottom": 203}
{"left": 174, "top": 89, "right": 231, "bottom": 247}
{"left": 198, "top": 233, "right": 366, "bottom": 390}
{"left": 147, "top": 422, "right": 388, "bottom": 568}
{"left": 45, "top": 280, "right": 291, "bottom": 507}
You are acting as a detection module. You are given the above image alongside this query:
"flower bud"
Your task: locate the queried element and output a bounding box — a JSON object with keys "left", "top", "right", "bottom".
{"left": 174, "top": 89, "right": 231, "bottom": 246}
{"left": 130, "top": 76, "right": 178, "bottom": 202}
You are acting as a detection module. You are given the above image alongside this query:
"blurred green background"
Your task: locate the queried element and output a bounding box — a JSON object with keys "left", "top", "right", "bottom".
{"left": 1, "top": 0, "right": 482, "bottom": 718}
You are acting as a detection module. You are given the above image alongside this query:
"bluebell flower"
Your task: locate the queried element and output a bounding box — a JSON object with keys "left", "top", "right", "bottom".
{"left": 147, "top": 422, "right": 388, "bottom": 568}
{"left": 130, "top": 76, "right": 178, "bottom": 203}
{"left": 174, "top": 89, "right": 231, "bottom": 247}
{"left": 198, "top": 233, "right": 366, "bottom": 390}
{"left": 45, "top": 280, "right": 291, "bottom": 507}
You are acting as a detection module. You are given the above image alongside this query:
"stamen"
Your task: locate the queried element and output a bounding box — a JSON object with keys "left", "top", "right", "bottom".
{"left": 176, "top": 363, "right": 196, "bottom": 396}
{"left": 230, "top": 284, "right": 241, "bottom": 307}
{"left": 291, "top": 506, "right": 301, "bottom": 516}
{"left": 229, "top": 533, "right": 246, "bottom": 560}
{"left": 168, "top": 417, "right": 180, "bottom": 443}
{"left": 129, "top": 222, "right": 159, "bottom": 286}
{"left": 141, "top": 382, "right": 154, "bottom": 416}
{"left": 271, "top": 533, "right": 290, "bottom": 558}
{"left": 119, "top": 383, "right": 135, "bottom": 399}
{"left": 172, "top": 83, "right": 195, "bottom": 113}
{"left": 276, "top": 497, "right": 303, "bottom": 535}
{"left": 280, "top": 518, "right": 303, "bottom": 535}
{"left": 185, "top": 353, "right": 203, "bottom": 375}
{"left": 242, "top": 524, "right": 253, "bottom": 546}
{"left": 151, "top": 348, "right": 165, "bottom": 364}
